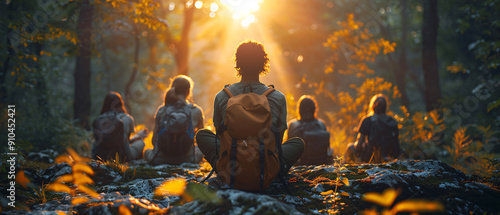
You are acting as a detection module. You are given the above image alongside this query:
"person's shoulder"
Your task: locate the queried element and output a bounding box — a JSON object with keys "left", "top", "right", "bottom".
{"left": 267, "top": 87, "right": 286, "bottom": 101}
{"left": 288, "top": 118, "right": 299, "bottom": 126}
{"left": 191, "top": 103, "right": 203, "bottom": 113}
{"left": 317, "top": 118, "right": 327, "bottom": 126}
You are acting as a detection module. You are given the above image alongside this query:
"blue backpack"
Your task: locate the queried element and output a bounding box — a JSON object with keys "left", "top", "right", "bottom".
{"left": 156, "top": 103, "right": 195, "bottom": 156}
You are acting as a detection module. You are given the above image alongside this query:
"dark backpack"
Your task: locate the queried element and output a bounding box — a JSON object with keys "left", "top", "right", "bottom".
{"left": 295, "top": 120, "right": 331, "bottom": 165}
{"left": 92, "top": 112, "right": 126, "bottom": 162}
{"left": 367, "top": 115, "right": 400, "bottom": 162}
{"left": 156, "top": 103, "right": 194, "bottom": 157}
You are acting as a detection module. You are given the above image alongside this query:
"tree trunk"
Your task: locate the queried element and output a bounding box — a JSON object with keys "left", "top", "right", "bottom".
{"left": 175, "top": 3, "right": 195, "bottom": 75}
{"left": 124, "top": 29, "right": 140, "bottom": 113}
{"left": 74, "top": 0, "right": 93, "bottom": 129}
{"left": 422, "top": 0, "right": 441, "bottom": 111}
{"left": 396, "top": 0, "right": 410, "bottom": 108}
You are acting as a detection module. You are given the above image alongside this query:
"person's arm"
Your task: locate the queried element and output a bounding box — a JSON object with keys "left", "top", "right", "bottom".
{"left": 354, "top": 116, "right": 370, "bottom": 151}
{"left": 193, "top": 106, "right": 205, "bottom": 132}
{"left": 150, "top": 107, "right": 162, "bottom": 148}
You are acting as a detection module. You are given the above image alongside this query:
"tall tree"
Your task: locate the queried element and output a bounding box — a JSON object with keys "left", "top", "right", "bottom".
{"left": 422, "top": 0, "right": 441, "bottom": 111}
{"left": 74, "top": 0, "right": 93, "bottom": 129}
{"left": 165, "top": 1, "right": 195, "bottom": 75}
{"left": 396, "top": 0, "right": 410, "bottom": 108}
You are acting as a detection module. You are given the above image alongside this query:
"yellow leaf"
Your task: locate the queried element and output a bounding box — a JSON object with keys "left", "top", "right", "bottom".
{"left": 78, "top": 185, "right": 100, "bottom": 198}
{"left": 341, "top": 177, "right": 350, "bottom": 186}
{"left": 73, "top": 172, "right": 94, "bottom": 185}
{"left": 71, "top": 197, "right": 90, "bottom": 205}
{"left": 340, "top": 192, "right": 350, "bottom": 197}
{"left": 363, "top": 188, "right": 399, "bottom": 207}
{"left": 47, "top": 183, "right": 73, "bottom": 194}
{"left": 55, "top": 155, "right": 73, "bottom": 165}
{"left": 119, "top": 204, "right": 132, "bottom": 215}
{"left": 15, "top": 171, "right": 30, "bottom": 189}
{"left": 154, "top": 178, "right": 186, "bottom": 196}
{"left": 73, "top": 163, "right": 95, "bottom": 175}
{"left": 67, "top": 148, "right": 90, "bottom": 163}
{"left": 55, "top": 175, "right": 74, "bottom": 183}
{"left": 320, "top": 190, "right": 334, "bottom": 196}
{"left": 56, "top": 211, "right": 67, "bottom": 215}
{"left": 391, "top": 200, "right": 444, "bottom": 213}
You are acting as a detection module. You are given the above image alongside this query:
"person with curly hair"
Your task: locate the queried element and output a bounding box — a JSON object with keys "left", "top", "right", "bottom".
{"left": 196, "top": 40, "right": 304, "bottom": 185}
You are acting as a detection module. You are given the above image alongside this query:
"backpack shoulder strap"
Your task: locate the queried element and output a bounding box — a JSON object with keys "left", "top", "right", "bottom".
{"left": 223, "top": 85, "right": 234, "bottom": 98}
{"left": 261, "top": 86, "right": 275, "bottom": 97}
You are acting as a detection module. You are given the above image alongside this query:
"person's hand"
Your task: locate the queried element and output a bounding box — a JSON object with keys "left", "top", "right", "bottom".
{"left": 138, "top": 128, "right": 149, "bottom": 139}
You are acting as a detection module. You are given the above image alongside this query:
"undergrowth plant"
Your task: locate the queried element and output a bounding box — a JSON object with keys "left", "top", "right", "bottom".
{"left": 48, "top": 148, "right": 100, "bottom": 208}
{"left": 319, "top": 156, "right": 351, "bottom": 214}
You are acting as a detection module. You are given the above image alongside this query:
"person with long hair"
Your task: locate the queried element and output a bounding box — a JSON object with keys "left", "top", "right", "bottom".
{"left": 144, "top": 75, "right": 205, "bottom": 165}
{"left": 285, "top": 95, "right": 332, "bottom": 165}
{"left": 91, "top": 91, "right": 148, "bottom": 162}
{"left": 345, "top": 94, "right": 400, "bottom": 163}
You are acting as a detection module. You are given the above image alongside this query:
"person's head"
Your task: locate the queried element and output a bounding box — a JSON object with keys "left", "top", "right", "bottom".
{"left": 297, "top": 95, "right": 318, "bottom": 121}
{"left": 368, "top": 94, "right": 388, "bottom": 115}
{"left": 100, "top": 91, "right": 127, "bottom": 114}
{"left": 164, "top": 75, "right": 194, "bottom": 105}
{"left": 234, "top": 40, "right": 270, "bottom": 77}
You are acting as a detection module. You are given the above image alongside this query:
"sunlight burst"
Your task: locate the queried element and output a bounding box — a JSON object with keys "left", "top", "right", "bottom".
{"left": 221, "top": 0, "right": 262, "bottom": 27}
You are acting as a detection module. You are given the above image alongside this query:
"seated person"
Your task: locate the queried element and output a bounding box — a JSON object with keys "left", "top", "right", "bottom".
{"left": 196, "top": 40, "right": 304, "bottom": 191}
{"left": 144, "top": 75, "right": 205, "bottom": 165}
{"left": 345, "top": 94, "right": 400, "bottom": 163}
{"left": 92, "top": 92, "right": 148, "bottom": 163}
{"left": 285, "top": 95, "right": 332, "bottom": 165}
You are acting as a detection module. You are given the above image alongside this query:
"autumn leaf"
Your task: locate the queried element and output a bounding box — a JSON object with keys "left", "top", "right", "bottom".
{"left": 320, "top": 190, "right": 334, "bottom": 196}
{"left": 78, "top": 185, "right": 100, "bottom": 198}
{"left": 71, "top": 197, "right": 90, "bottom": 205}
{"left": 154, "top": 178, "right": 187, "bottom": 196}
{"left": 340, "top": 192, "right": 350, "bottom": 197}
{"left": 67, "top": 148, "right": 90, "bottom": 163}
{"left": 15, "top": 171, "right": 30, "bottom": 189}
{"left": 55, "top": 155, "right": 73, "bottom": 165}
{"left": 55, "top": 175, "right": 74, "bottom": 183}
{"left": 363, "top": 188, "right": 400, "bottom": 207}
{"left": 73, "top": 172, "right": 94, "bottom": 185}
{"left": 119, "top": 204, "right": 132, "bottom": 215}
{"left": 47, "top": 183, "right": 73, "bottom": 195}
{"left": 340, "top": 176, "right": 350, "bottom": 186}
{"left": 391, "top": 200, "right": 444, "bottom": 214}
{"left": 73, "top": 163, "right": 95, "bottom": 175}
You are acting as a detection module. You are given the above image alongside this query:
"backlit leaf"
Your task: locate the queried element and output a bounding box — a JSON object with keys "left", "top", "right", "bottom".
{"left": 15, "top": 171, "right": 30, "bottom": 189}
{"left": 363, "top": 188, "right": 399, "bottom": 207}
{"left": 119, "top": 204, "right": 132, "bottom": 215}
{"left": 71, "top": 197, "right": 89, "bottom": 205}
{"left": 184, "top": 182, "right": 222, "bottom": 204}
{"left": 340, "top": 192, "right": 350, "bottom": 197}
{"left": 67, "top": 148, "right": 90, "bottom": 163}
{"left": 73, "top": 163, "right": 95, "bottom": 175}
{"left": 341, "top": 177, "right": 350, "bottom": 186}
{"left": 391, "top": 200, "right": 444, "bottom": 213}
{"left": 73, "top": 172, "right": 94, "bottom": 185}
{"left": 47, "top": 183, "right": 72, "bottom": 194}
{"left": 55, "top": 155, "right": 73, "bottom": 165}
{"left": 78, "top": 185, "right": 100, "bottom": 198}
{"left": 154, "top": 178, "right": 186, "bottom": 196}
{"left": 55, "top": 175, "right": 74, "bottom": 183}
{"left": 320, "top": 190, "right": 334, "bottom": 195}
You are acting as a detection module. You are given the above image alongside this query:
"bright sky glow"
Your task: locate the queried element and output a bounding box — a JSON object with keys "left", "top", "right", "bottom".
{"left": 221, "top": 0, "right": 262, "bottom": 27}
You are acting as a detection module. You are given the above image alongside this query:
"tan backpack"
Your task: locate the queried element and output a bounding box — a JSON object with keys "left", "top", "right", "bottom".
{"left": 215, "top": 85, "right": 282, "bottom": 191}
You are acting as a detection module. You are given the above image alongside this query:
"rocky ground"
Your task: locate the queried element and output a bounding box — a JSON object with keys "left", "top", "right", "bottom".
{"left": 1, "top": 150, "right": 500, "bottom": 214}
